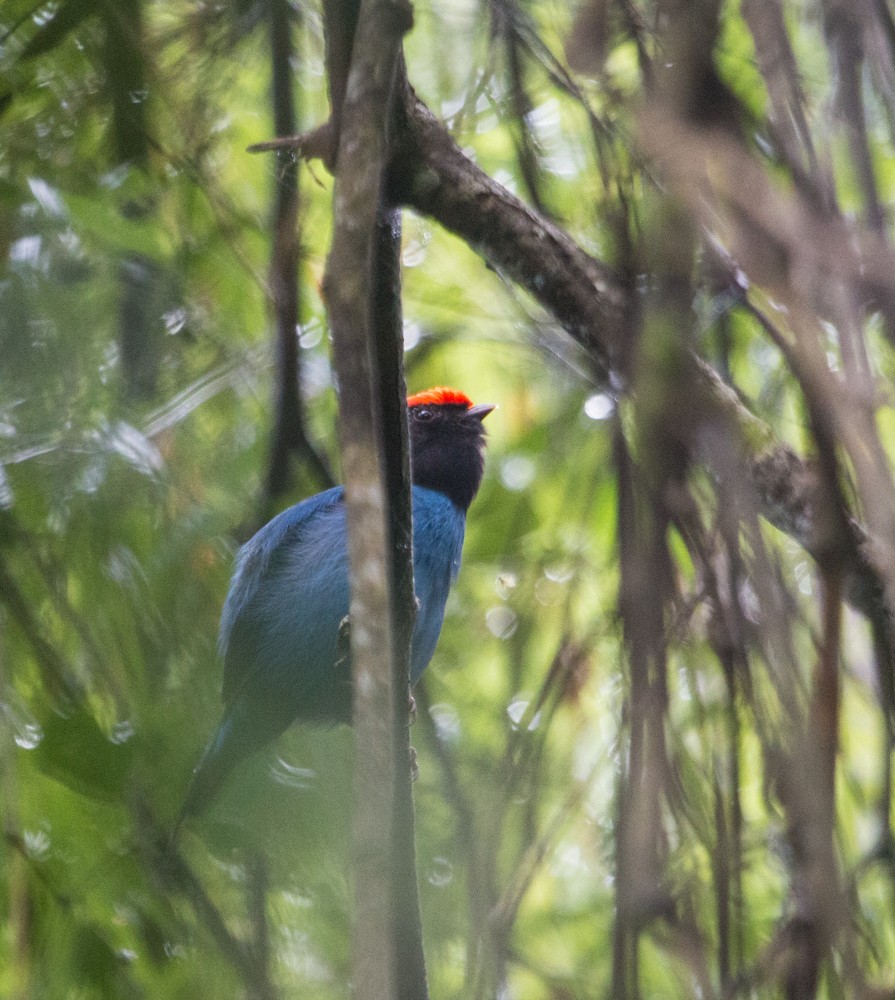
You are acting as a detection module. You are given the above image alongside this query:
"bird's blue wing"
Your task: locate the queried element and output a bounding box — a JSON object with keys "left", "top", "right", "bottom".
{"left": 181, "top": 485, "right": 466, "bottom": 822}
{"left": 409, "top": 487, "right": 466, "bottom": 684}
{"left": 219, "top": 485, "right": 463, "bottom": 724}
{"left": 220, "top": 486, "right": 349, "bottom": 710}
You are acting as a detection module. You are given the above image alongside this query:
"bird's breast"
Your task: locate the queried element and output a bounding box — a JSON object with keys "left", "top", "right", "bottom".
{"left": 409, "top": 487, "right": 466, "bottom": 682}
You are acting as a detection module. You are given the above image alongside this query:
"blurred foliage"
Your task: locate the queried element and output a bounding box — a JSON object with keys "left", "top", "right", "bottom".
{"left": 1, "top": 0, "right": 895, "bottom": 998}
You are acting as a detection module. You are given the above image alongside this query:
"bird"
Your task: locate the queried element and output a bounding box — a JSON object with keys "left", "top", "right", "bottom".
{"left": 178, "top": 387, "right": 493, "bottom": 824}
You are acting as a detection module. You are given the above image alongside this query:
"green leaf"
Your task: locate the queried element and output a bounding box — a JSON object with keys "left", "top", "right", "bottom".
{"left": 34, "top": 706, "right": 134, "bottom": 803}
{"left": 19, "top": 0, "right": 98, "bottom": 61}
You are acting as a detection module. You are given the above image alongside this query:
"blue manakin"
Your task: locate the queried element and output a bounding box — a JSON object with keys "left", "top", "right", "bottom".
{"left": 179, "top": 387, "right": 493, "bottom": 821}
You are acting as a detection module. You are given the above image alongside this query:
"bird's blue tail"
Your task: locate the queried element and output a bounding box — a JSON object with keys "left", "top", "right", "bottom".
{"left": 173, "top": 718, "right": 245, "bottom": 837}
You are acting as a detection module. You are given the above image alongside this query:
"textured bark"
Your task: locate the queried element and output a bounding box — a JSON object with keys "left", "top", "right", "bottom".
{"left": 389, "top": 95, "right": 630, "bottom": 379}
{"left": 251, "top": 46, "right": 895, "bottom": 651}
{"left": 371, "top": 208, "right": 429, "bottom": 1000}
{"left": 321, "top": 0, "right": 424, "bottom": 998}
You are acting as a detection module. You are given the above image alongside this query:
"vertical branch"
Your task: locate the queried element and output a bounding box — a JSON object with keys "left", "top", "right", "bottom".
{"left": 668, "top": 455, "right": 753, "bottom": 992}
{"left": 741, "top": 0, "right": 825, "bottom": 197}
{"left": 713, "top": 763, "right": 731, "bottom": 989}
{"left": 0, "top": 635, "right": 33, "bottom": 1000}
{"left": 871, "top": 620, "right": 895, "bottom": 843}
{"left": 371, "top": 205, "right": 428, "bottom": 1000}
{"left": 779, "top": 568, "right": 845, "bottom": 1000}
{"left": 246, "top": 856, "right": 274, "bottom": 1000}
{"left": 265, "top": 0, "right": 301, "bottom": 501}
{"left": 823, "top": 0, "right": 886, "bottom": 233}
{"left": 612, "top": 423, "right": 674, "bottom": 1000}
{"left": 490, "top": 0, "right": 549, "bottom": 218}
{"left": 264, "top": 0, "right": 332, "bottom": 504}
{"left": 722, "top": 643, "right": 745, "bottom": 980}
{"left": 322, "top": 0, "right": 362, "bottom": 169}
{"left": 715, "top": 328, "right": 748, "bottom": 989}
{"left": 775, "top": 384, "right": 850, "bottom": 997}
{"left": 611, "top": 0, "right": 708, "bottom": 951}
{"left": 414, "top": 683, "right": 487, "bottom": 991}
{"left": 102, "top": 0, "right": 163, "bottom": 399}
{"left": 811, "top": 570, "right": 843, "bottom": 828}
{"left": 321, "top": 2, "right": 421, "bottom": 1000}
{"left": 713, "top": 639, "right": 745, "bottom": 992}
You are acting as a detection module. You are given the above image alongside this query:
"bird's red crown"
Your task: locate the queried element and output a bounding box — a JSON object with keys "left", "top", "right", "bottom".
{"left": 407, "top": 386, "right": 473, "bottom": 409}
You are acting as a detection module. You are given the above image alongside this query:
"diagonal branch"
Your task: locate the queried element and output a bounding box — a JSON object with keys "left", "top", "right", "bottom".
{"left": 248, "top": 78, "right": 895, "bottom": 638}
{"left": 389, "top": 93, "right": 631, "bottom": 379}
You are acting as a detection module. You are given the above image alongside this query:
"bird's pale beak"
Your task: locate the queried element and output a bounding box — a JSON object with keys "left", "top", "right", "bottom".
{"left": 468, "top": 403, "right": 496, "bottom": 421}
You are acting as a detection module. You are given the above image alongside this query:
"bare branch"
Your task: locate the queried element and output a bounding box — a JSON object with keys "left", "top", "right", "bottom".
{"left": 250, "top": 63, "right": 895, "bottom": 651}
{"left": 263, "top": 0, "right": 334, "bottom": 506}
{"left": 321, "top": 0, "right": 424, "bottom": 998}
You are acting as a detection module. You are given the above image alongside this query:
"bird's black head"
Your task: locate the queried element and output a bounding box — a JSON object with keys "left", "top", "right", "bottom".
{"left": 407, "top": 387, "right": 494, "bottom": 511}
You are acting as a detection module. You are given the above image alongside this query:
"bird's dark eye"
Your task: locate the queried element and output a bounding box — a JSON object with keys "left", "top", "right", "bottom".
{"left": 414, "top": 408, "right": 435, "bottom": 422}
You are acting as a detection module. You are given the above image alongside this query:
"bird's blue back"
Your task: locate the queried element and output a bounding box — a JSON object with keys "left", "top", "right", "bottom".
{"left": 217, "top": 485, "right": 465, "bottom": 745}
{"left": 178, "top": 392, "right": 491, "bottom": 825}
